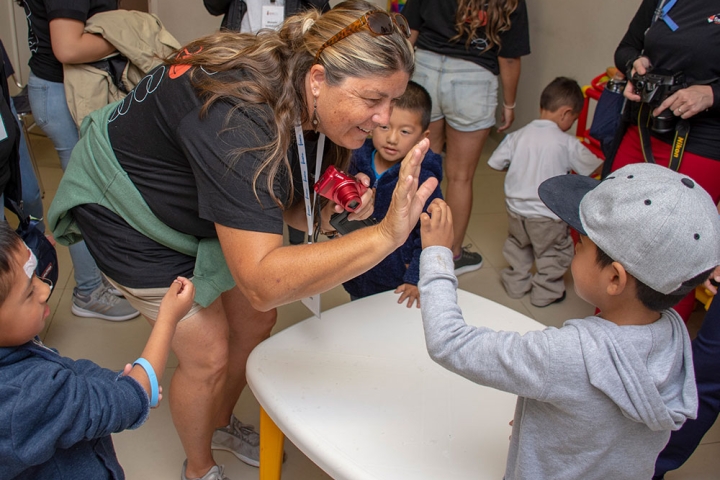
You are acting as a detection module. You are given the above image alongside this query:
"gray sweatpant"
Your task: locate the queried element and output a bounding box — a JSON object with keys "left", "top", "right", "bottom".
{"left": 500, "top": 209, "right": 574, "bottom": 306}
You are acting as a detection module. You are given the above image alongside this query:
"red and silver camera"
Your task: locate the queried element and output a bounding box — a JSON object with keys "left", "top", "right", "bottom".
{"left": 314, "top": 165, "right": 368, "bottom": 212}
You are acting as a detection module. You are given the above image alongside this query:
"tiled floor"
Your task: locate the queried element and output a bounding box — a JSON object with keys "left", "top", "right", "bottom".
{"left": 20, "top": 129, "right": 720, "bottom": 479}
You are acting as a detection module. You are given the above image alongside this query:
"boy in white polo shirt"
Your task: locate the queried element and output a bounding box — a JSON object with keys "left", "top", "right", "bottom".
{"left": 488, "top": 77, "right": 602, "bottom": 306}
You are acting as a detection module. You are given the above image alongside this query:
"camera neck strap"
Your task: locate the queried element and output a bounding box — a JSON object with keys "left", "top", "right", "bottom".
{"left": 294, "top": 124, "right": 326, "bottom": 244}
{"left": 637, "top": 103, "right": 689, "bottom": 172}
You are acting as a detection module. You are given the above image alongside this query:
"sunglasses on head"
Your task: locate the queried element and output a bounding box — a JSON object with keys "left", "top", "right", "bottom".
{"left": 314, "top": 11, "right": 411, "bottom": 64}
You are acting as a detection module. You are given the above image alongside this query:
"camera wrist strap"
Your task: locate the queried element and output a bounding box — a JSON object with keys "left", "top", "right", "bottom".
{"left": 637, "top": 104, "right": 689, "bottom": 172}
{"left": 294, "top": 124, "right": 326, "bottom": 244}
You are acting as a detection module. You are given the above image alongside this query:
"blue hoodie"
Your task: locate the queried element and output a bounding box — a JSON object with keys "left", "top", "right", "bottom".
{"left": 0, "top": 339, "right": 149, "bottom": 479}
{"left": 343, "top": 138, "right": 444, "bottom": 299}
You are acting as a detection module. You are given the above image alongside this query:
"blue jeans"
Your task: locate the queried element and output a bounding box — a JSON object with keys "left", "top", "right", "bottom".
{"left": 654, "top": 298, "right": 720, "bottom": 478}
{"left": 27, "top": 73, "right": 101, "bottom": 295}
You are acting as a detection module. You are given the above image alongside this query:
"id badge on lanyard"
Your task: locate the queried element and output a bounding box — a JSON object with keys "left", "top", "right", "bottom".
{"left": 294, "top": 124, "right": 326, "bottom": 318}
{"left": 261, "top": 0, "right": 285, "bottom": 30}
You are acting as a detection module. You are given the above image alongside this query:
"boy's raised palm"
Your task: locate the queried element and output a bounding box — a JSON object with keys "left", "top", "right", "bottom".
{"left": 421, "top": 199, "right": 454, "bottom": 250}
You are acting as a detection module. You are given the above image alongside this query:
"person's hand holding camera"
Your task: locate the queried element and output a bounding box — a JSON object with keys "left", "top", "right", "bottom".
{"left": 653, "top": 85, "right": 714, "bottom": 120}
{"left": 702, "top": 265, "right": 720, "bottom": 295}
{"left": 623, "top": 55, "right": 652, "bottom": 102}
{"left": 337, "top": 172, "right": 375, "bottom": 221}
{"left": 625, "top": 55, "right": 714, "bottom": 119}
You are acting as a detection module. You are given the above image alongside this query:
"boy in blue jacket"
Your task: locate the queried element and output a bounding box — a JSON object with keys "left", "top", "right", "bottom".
{"left": 343, "top": 81, "right": 443, "bottom": 308}
{"left": 0, "top": 222, "right": 195, "bottom": 479}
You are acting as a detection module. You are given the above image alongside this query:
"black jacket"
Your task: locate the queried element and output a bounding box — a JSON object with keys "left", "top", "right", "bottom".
{"left": 0, "top": 40, "right": 21, "bottom": 205}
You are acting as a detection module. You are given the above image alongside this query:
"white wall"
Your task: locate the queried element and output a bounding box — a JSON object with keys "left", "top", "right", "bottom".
{"left": 1, "top": 0, "right": 642, "bottom": 128}
{"left": 151, "top": 0, "right": 641, "bottom": 132}
{"left": 513, "top": 0, "right": 641, "bottom": 131}
{"left": 151, "top": 1, "right": 221, "bottom": 46}
{"left": 153, "top": 0, "right": 374, "bottom": 45}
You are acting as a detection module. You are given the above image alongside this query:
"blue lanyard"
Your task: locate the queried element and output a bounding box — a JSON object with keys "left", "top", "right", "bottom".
{"left": 660, "top": 0, "right": 679, "bottom": 31}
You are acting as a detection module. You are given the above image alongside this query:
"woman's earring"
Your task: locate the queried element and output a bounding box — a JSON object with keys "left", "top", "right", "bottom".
{"left": 312, "top": 96, "right": 319, "bottom": 133}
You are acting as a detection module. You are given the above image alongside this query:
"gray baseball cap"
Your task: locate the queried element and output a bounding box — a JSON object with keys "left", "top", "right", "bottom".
{"left": 539, "top": 163, "right": 720, "bottom": 294}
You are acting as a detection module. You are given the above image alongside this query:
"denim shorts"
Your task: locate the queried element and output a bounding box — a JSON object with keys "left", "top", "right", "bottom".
{"left": 412, "top": 49, "right": 498, "bottom": 132}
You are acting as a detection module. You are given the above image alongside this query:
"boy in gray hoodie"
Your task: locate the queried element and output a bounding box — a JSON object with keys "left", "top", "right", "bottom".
{"left": 417, "top": 163, "right": 720, "bottom": 480}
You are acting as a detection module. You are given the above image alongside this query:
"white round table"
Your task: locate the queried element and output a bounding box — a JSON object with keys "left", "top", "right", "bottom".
{"left": 247, "top": 289, "right": 545, "bottom": 480}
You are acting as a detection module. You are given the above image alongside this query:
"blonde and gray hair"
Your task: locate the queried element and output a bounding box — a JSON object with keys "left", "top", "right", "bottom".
{"left": 167, "top": 0, "right": 414, "bottom": 207}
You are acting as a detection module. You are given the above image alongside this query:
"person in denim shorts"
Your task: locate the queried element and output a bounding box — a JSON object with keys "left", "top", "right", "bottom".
{"left": 403, "top": 0, "right": 530, "bottom": 275}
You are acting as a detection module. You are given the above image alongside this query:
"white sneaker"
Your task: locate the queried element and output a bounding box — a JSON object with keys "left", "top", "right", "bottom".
{"left": 71, "top": 284, "right": 139, "bottom": 321}
{"left": 211, "top": 415, "right": 260, "bottom": 467}
{"left": 180, "top": 461, "right": 228, "bottom": 480}
{"left": 102, "top": 275, "right": 124, "bottom": 297}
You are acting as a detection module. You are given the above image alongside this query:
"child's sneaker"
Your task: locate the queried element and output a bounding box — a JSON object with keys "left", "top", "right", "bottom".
{"left": 454, "top": 247, "right": 484, "bottom": 275}
{"left": 531, "top": 291, "right": 567, "bottom": 308}
{"left": 71, "top": 285, "right": 139, "bottom": 321}
{"left": 180, "top": 461, "right": 228, "bottom": 480}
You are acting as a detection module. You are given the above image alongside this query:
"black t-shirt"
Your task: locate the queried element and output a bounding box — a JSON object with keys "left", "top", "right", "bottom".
{"left": 19, "top": 0, "right": 117, "bottom": 83}
{"left": 402, "top": 0, "right": 530, "bottom": 75}
{"left": 614, "top": 0, "right": 720, "bottom": 160}
{"left": 74, "top": 64, "right": 328, "bottom": 288}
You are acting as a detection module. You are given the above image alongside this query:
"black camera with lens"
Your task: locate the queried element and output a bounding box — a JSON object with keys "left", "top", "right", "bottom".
{"left": 630, "top": 70, "right": 686, "bottom": 133}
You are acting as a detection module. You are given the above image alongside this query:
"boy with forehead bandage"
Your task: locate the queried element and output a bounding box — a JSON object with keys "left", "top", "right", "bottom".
{"left": 0, "top": 221, "right": 194, "bottom": 479}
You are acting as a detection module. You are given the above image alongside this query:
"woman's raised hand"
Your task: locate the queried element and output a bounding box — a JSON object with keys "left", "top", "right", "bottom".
{"left": 379, "top": 138, "right": 437, "bottom": 245}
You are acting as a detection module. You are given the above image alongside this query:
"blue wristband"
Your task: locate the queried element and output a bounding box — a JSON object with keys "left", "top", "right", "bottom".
{"left": 132, "top": 357, "right": 159, "bottom": 407}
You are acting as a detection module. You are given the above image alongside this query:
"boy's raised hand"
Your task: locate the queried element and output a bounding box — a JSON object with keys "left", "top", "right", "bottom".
{"left": 157, "top": 277, "right": 195, "bottom": 324}
{"left": 421, "top": 199, "right": 454, "bottom": 250}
